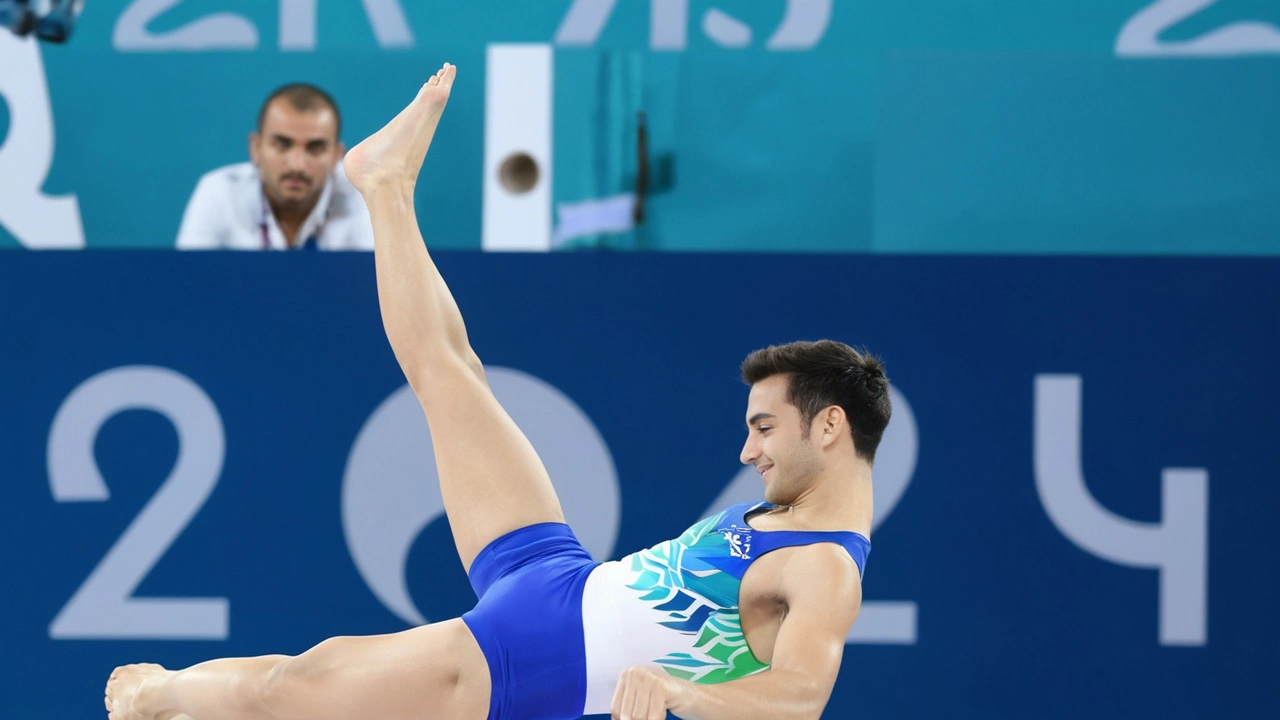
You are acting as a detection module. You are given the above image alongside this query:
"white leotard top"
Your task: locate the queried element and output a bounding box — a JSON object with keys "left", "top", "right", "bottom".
{"left": 577, "top": 502, "right": 871, "bottom": 714}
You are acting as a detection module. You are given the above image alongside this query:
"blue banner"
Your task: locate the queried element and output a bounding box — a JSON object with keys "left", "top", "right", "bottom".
{"left": 1, "top": 252, "right": 1278, "bottom": 718}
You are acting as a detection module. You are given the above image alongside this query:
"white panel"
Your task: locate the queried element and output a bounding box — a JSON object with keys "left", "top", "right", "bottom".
{"left": 483, "top": 44, "right": 553, "bottom": 252}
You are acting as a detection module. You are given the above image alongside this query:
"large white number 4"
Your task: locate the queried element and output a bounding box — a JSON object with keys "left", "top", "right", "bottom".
{"left": 1034, "top": 375, "right": 1208, "bottom": 646}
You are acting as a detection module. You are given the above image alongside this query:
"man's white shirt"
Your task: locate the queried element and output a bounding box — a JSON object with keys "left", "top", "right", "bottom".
{"left": 175, "top": 162, "right": 374, "bottom": 251}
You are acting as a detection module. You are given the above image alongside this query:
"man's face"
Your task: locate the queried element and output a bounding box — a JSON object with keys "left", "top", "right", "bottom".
{"left": 250, "top": 100, "right": 344, "bottom": 210}
{"left": 740, "top": 375, "right": 823, "bottom": 505}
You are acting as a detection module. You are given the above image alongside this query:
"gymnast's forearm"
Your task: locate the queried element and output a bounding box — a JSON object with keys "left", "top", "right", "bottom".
{"left": 673, "top": 669, "right": 829, "bottom": 720}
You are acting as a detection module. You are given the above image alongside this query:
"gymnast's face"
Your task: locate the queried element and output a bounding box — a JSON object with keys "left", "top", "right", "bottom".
{"left": 741, "top": 374, "right": 824, "bottom": 506}
{"left": 250, "top": 99, "right": 345, "bottom": 211}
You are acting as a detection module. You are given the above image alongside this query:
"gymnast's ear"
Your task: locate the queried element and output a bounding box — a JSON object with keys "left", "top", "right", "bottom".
{"left": 814, "top": 405, "right": 847, "bottom": 449}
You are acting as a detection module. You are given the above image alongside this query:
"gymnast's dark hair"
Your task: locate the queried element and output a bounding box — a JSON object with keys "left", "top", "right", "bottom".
{"left": 257, "top": 83, "right": 342, "bottom": 139}
{"left": 741, "top": 340, "right": 892, "bottom": 464}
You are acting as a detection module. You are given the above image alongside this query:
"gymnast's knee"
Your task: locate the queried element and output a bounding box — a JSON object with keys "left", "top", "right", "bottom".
{"left": 407, "top": 348, "right": 489, "bottom": 400}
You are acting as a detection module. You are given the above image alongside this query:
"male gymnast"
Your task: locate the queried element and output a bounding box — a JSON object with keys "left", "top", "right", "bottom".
{"left": 105, "top": 63, "right": 891, "bottom": 720}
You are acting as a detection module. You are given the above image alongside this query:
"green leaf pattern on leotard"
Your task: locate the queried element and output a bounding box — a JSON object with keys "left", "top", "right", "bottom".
{"left": 625, "top": 513, "right": 769, "bottom": 684}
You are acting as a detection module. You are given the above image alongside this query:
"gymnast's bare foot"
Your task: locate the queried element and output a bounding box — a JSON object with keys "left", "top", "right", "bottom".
{"left": 105, "top": 663, "right": 181, "bottom": 720}
{"left": 345, "top": 63, "right": 457, "bottom": 196}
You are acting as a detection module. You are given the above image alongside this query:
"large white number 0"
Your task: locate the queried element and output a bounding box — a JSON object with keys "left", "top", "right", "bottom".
{"left": 1116, "top": 0, "right": 1280, "bottom": 56}
{"left": 48, "top": 366, "right": 228, "bottom": 640}
{"left": 342, "top": 368, "right": 621, "bottom": 626}
{"left": 698, "top": 384, "right": 920, "bottom": 645}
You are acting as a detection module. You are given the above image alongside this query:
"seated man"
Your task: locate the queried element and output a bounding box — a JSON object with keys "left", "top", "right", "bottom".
{"left": 107, "top": 64, "right": 888, "bottom": 720}
{"left": 175, "top": 83, "right": 373, "bottom": 251}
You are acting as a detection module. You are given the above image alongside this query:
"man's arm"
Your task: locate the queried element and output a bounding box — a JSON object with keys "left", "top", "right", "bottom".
{"left": 613, "top": 543, "right": 862, "bottom": 720}
{"left": 174, "top": 174, "right": 229, "bottom": 250}
{"left": 347, "top": 195, "right": 377, "bottom": 251}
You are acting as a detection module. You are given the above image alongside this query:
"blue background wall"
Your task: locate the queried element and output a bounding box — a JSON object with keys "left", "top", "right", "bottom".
{"left": 3, "top": 2, "right": 1279, "bottom": 718}
{"left": 2, "top": 253, "right": 1278, "bottom": 718}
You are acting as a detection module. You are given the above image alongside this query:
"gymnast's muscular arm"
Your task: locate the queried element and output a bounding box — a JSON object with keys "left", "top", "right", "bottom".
{"left": 611, "top": 543, "right": 861, "bottom": 720}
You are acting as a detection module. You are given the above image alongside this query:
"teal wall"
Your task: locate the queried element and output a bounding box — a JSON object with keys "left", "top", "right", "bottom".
{"left": 1, "top": 0, "right": 1277, "bottom": 252}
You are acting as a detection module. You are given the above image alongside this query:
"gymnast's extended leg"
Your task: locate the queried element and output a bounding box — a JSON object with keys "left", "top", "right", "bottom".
{"left": 104, "top": 62, "right": 532, "bottom": 720}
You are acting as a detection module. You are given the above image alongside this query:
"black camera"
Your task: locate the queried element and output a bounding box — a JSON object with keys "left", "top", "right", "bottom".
{"left": 2, "top": 0, "right": 84, "bottom": 44}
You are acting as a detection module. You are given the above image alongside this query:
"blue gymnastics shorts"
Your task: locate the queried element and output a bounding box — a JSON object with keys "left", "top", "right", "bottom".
{"left": 460, "top": 522, "right": 600, "bottom": 720}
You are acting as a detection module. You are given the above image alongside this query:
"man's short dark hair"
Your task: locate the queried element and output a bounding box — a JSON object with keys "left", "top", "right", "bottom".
{"left": 741, "top": 340, "right": 892, "bottom": 464}
{"left": 257, "top": 83, "right": 342, "bottom": 139}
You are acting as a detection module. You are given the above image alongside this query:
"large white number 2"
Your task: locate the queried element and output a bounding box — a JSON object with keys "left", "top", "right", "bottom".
{"left": 1116, "top": 0, "right": 1280, "bottom": 56}
{"left": 697, "top": 385, "right": 920, "bottom": 645}
{"left": 48, "top": 366, "right": 228, "bottom": 640}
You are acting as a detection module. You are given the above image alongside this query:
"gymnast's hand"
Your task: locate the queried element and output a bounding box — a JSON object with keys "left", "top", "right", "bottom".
{"left": 611, "top": 666, "right": 691, "bottom": 720}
